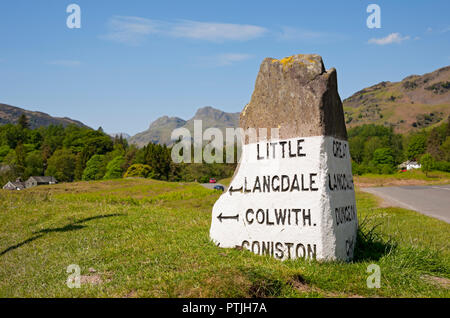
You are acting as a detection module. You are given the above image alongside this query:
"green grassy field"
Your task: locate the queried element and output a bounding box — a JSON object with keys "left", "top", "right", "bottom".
{"left": 354, "top": 170, "right": 450, "bottom": 187}
{"left": 0, "top": 178, "right": 449, "bottom": 297}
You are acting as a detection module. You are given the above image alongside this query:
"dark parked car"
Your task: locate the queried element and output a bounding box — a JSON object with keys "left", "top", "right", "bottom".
{"left": 213, "top": 185, "right": 225, "bottom": 191}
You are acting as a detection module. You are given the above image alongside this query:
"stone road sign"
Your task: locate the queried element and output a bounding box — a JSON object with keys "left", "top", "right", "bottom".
{"left": 210, "top": 54, "right": 358, "bottom": 261}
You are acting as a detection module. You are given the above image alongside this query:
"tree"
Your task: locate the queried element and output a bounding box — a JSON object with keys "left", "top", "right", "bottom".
{"left": 103, "top": 156, "right": 125, "bottom": 180}
{"left": 14, "top": 143, "right": 27, "bottom": 175}
{"left": 427, "top": 126, "right": 446, "bottom": 160}
{"left": 440, "top": 136, "right": 450, "bottom": 161}
{"left": 82, "top": 154, "right": 106, "bottom": 181}
{"left": 18, "top": 114, "right": 30, "bottom": 130}
{"left": 420, "top": 154, "right": 434, "bottom": 177}
{"left": 372, "top": 148, "right": 394, "bottom": 166}
{"left": 407, "top": 134, "right": 427, "bottom": 160}
{"left": 349, "top": 136, "right": 365, "bottom": 164}
{"left": 24, "top": 151, "right": 44, "bottom": 178}
{"left": 0, "top": 145, "right": 11, "bottom": 162}
{"left": 124, "top": 164, "right": 153, "bottom": 178}
{"left": 363, "top": 137, "right": 383, "bottom": 163}
{"left": 45, "top": 149, "right": 76, "bottom": 182}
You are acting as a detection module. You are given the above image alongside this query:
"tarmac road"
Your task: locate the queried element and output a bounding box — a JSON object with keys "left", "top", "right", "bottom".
{"left": 361, "top": 185, "right": 450, "bottom": 223}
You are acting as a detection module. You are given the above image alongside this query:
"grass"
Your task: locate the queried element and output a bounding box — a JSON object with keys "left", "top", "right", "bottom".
{"left": 0, "top": 178, "right": 449, "bottom": 297}
{"left": 355, "top": 169, "right": 450, "bottom": 187}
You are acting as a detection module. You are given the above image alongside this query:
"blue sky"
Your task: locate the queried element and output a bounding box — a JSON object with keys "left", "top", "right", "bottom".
{"left": 0, "top": 0, "right": 449, "bottom": 135}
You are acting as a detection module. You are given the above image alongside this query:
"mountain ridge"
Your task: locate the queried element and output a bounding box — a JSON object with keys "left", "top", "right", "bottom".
{"left": 0, "top": 102, "right": 89, "bottom": 129}
{"left": 129, "top": 106, "right": 240, "bottom": 147}
{"left": 343, "top": 65, "right": 450, "bottom": 132}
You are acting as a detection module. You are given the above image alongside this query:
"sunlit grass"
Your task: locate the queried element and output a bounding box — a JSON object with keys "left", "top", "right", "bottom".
{"left": 0, "top": 179, "right": 448, "bottom": 297}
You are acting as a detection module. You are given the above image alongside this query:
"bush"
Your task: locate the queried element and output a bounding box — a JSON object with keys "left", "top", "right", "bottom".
{"left": 433, "top": 161, "right": 450, "bottom": 172}
{"left": 103, "top": 156, "right": 125, "bottom": 180}
{"left": 351, "top": 162, "right": 366, "bottom": 175}
{"left": 124, "top": 164, "right": 154, "bottom": 178}
{"left": 380, "top": 164, "right": 394, "bottom": 175}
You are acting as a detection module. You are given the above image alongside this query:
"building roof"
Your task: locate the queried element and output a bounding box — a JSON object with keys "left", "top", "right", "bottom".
{"left": 28, "top": 176, "right": 58, "bottom": 183}
{"left": 3, "top": 181, "right": 25, "bottom": 189}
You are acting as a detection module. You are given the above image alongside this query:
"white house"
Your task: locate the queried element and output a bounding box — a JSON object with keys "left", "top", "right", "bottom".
{"left": 398, "top": 160, "right": 421, "bottom": 171}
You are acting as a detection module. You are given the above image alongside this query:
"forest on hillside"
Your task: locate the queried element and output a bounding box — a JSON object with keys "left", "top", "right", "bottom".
{"left": 0, "top": 114, "right": 449, "bottom": 186}
{"left": 348, "top": 117, "right": 450, "bottom": 175}
{"left": 0, "top": 115, "right": 236, "bottom": 186}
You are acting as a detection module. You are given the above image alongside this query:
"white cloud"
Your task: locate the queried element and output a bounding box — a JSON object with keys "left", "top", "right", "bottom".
{"left": 275, "top": 26, "right": 346, "bottom": 43}
{"left": 368, "top": 33, "right": 410, "bottom": 45}
{"left": 215, "top": 53, "right": 253, "bottom": 66}
{"left": 442, "top": 26, "right": 450, "bottom": 33}
{"left": 102, "top": 16, "right": 267, "bottom": 45}
{"left": 101, "top": 16, "right": 160, "bottom": 45}
{"left": 278, "top": 26, "right": 329, "bottom": 40}
{"left": 169, "top": 20, "right": 266, "bottom": 41}
{"left": 47, "top": 60, "right": 81, "bottom": 67}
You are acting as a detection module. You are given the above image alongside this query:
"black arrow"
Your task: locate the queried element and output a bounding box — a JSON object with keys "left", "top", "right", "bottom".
{"left": 217, "top": 213, "right": 239, "bottom": 222}
{"left": 228, "top": 186, "right": 243, "bottom": 195}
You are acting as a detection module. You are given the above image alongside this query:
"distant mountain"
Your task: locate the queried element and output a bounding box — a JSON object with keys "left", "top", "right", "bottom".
{"left": 129, "top": 106, "right": 240, "bottom": 147}
{"left": 343, "top": 66, "right": 450, "bottom": 132}
{"left": 0, "top": 102, "right": 89, "bottom": 129}
{"left": 129, "top": 116, "right": 187, "bottom": 147}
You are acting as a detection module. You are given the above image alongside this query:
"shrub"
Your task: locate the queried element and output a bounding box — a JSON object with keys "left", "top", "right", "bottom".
{"left": 433, "top": 161, "right": 450, "bottom": 172}
{"left": 124, "top": 164, "right": 154, "bottom": 178}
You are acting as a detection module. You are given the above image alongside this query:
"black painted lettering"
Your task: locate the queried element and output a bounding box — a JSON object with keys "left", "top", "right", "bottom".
{"left": 297, "top": 139, "right": 306, "bottom": 157}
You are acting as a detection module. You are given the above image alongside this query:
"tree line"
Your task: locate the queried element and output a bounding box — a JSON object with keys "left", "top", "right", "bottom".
{"left": 349, "top": 116, "right": 450, "bottom": 175}
{"left": 1, "top": 114, "right": 448, "bottom": 185}
{"left": 0, "top": 115, "right": 236, "bottom": 185}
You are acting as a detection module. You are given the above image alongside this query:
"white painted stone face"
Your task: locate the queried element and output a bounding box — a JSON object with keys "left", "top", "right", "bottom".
{"left": 209, "top": 136, "right": 358, "bottom": 261}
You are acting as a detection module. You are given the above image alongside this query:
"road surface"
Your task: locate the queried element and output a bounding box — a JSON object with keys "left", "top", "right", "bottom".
{"left": 361, "top": 185, "right": 450, "bottom": 223}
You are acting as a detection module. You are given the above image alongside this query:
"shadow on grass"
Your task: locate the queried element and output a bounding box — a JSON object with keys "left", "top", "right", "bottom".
{"left": 0, "top": 213, "right": 123, "bottom": 256}
{"left": 353, "top": 215, "right": 397, "bottom": 262}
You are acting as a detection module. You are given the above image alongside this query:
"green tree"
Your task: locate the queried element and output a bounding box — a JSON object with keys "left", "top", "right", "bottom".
{"left": 372, "top": 147, "right": 394, "bottom": 166}
{"left": 18, "top": 114, "right": 30, "bottom": 130}
{"left": 24, "top": 151, "right": 44, "bottom": 178}
{"left": 363, "top": 137, "right": 383, "bottom": 163}
{"left": 103, "top": 156, "right": 125, "bottom": 180}
{"left": 420, "top": 154, "right": 434, "bottom": 177}
{"left": 82, "top": 155, "right": 106, "bottom": 181}
{"left": 14, "top": 143, "right": 27, "bottom": 175}
{"left": 45, "top": 149, "right": 76, "bottom": 182}
{"left": 440, "top": 136, "right": 450, "bottom": 161}
{"left": 407, "top": 134, "right": 427, "bottom": 160}
{"left": 0, "top": 145, "right": 11, "bottom": 162}
{"left": 349, "top": 136, "right": 365, "bottom": 164}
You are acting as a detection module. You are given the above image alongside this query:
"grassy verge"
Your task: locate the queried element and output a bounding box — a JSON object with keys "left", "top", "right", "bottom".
{"left": 0, "top": 179, "right": 448, "bottom": 297}
{"left": 355, "top": 170, "right": 450, "bottom": 187}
